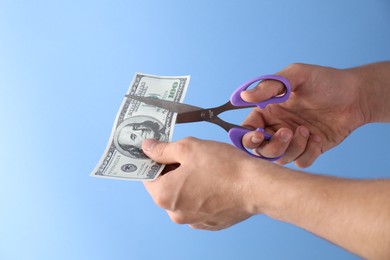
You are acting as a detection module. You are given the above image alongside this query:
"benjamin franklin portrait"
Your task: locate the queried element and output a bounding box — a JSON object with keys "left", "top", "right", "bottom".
{"left": 114, "top": 116, "right": 168, "bottom": 159}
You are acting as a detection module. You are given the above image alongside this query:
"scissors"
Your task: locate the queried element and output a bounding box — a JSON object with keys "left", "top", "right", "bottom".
{"left": 126, "top": 75, "right": 291, "bottom": 160}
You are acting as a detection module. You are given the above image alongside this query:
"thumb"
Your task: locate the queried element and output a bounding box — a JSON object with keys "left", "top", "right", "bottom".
{"left": 240, "top": 79, "right": 283, "bottom": 103}
{"left": 241, "top": 63, "right": 309, "bottom": 103}
{"left": 276, "top": 63, "right": 309, "bottom": 92}
{"left": 142, "top": 139, "right": 178, "bottom": 164}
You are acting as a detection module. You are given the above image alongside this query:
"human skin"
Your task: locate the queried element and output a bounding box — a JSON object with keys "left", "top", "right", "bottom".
{"left": 142, "top": 61, "right": 390, "bottom": 259}
{"left": 241, "top": 62, "right": 390, "bottom": 167}
{"left": 142, "top": 138, "right": 390, "bottom": 259}
{"left": 118, "top": 125, "right": 153, "bottom": 148}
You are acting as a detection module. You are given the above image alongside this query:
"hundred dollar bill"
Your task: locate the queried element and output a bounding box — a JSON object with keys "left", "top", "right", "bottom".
{"left": 91, "top": 73, "right": 190, "bottom": 181}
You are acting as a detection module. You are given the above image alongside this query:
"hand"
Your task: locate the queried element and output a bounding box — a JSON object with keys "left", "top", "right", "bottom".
{"left": 141, "top": 138, "right": 390, "bottom": 259}
{"left": 142, "top": 137, "right": 277, "bottom": 231}
{"left": 241, "top": 63, "right": 366, "bottom": 168}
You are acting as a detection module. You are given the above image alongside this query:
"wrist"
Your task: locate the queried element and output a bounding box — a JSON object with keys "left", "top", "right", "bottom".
{"left": 347, "top": 62, "right": 390, "bottom": 123}
{"left": 243, "top": 159, "right": 297, "bottom": 217}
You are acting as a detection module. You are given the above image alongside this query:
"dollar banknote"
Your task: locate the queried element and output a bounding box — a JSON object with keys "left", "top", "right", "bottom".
{"left": 91, "top": 73, "right": 190, "bottom": 181}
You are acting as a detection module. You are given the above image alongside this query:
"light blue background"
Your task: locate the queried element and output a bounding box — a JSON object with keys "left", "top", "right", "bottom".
{"left": 1, "top": 1, "right": 389, "bottom": 259}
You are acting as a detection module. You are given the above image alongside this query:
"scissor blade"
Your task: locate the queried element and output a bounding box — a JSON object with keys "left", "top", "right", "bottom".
{"left": 176, "top": 100, "right": 256, "bottom": 124}
{"left": 176, "top": 110, "right": 206, "bottom": 123}
{"left": 125, "top": 94, "right": 202, "bottom": 114}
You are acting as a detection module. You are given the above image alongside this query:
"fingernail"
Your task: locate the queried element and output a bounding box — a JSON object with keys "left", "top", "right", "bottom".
{"left": 251, "top": 136, "right": 262, "bottom": 144}
{"left": 243, "top": 88, "right": 257, "bottom": 93}
{"left": 281, "top": 130, "right": 292, "bottom": 142}
{"left": 142, "top": 139, "right": 159, "bottom": 152}
{"left": 300, "top": 127, "right": 310, "bottom": 138}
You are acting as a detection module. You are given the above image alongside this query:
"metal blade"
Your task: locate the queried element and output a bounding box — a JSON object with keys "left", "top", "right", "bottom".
{"left": 125, "top": 94, "right": 202, "bottom": 114}
{"left": 176, "top": 101, "right": 255, "bottom": 125}
{"left": 177, "top": 111, "right": 251, "bottom": 132}
{"left": 176, "top": 110, "right": 207, "bottom": 123}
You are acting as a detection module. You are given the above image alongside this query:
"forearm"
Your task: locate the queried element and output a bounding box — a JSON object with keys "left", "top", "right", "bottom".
{"left": 253, "top": 165, "right": 390, "bottom": 259}
{"left": 348, "top": 61, "right": 390, "bottom": 123}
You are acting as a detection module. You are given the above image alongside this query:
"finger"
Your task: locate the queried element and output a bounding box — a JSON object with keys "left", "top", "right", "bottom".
{"left": 295, "top": 134, "right": 323, "bottom": 168}
{"left": 189, "top": 223, "right": 208, "bottom": 230}
{"left": 142, "top": 140, "right": 184, "bottom": 210}
{"left": 189, "top": 223, "right": 221, "bottom": 231}
{"left": 240, "top": 79, "right": 286, "bottom": 103}
{"left": 241, "top": 63, "right": 311, "bottom": 104}
{"left": 241, "top": 108, "right": 265, "bottom": 129}
{"left": 242, "top": 130, "right": 266, "bottom": 149}
{"left": 276, "top": 63, "right": 310, "bottom": 92}
{"left": 276, "top": 126, "right": 310, "bottom": 165}
{"left": 255, "top": 128, "right": 293, "bottom": 158}
{"left": 142, "top": 139, "right": 178, "bottom": 164}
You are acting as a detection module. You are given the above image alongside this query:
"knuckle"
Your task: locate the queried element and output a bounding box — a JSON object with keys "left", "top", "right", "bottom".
{"left": 174, "top": 142, "right": 187, "bottom": 155}
{"left": 189, "top": 224, "right": 208, "bottom": 230}
{"left": 189, "top": 224, "right": 202, "bottom": 230}
{"left": 181, "top": 136, "right": 198, "bottom": 144}
{"left": 153, "top": 142, "right": 168, "bottom": 158}
{"left": 153, "top": 193, "right": 172, "bottom": 209}
{"left": 176, "top": 137, "right": 197, "bottom": 152}
{"left": 265, "top": 145, "right": 282, "bottom": 158}
{"left": 286, "top": 62, "right": 306, "bottom": 71}
{"left": 169, "top": 212, "right": 189, "bottom": 225}
{"left": 189, "top": 224, "right": 220, "bottom": 231}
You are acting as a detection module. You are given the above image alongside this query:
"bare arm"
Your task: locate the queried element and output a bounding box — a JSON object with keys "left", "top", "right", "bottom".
{"left": 141, "top": 62, "right": 390, "bottom": 259}
{"left": 257, "top": 167, "right": 390, "bottom": 259}
{"left": 350, "top": 61, "right": 390, "bottom": 123}
{"left": 142, "top": 138, "right": 390, "bottom": 259}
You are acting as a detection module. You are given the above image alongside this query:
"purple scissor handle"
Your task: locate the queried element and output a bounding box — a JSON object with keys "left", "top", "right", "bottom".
{"left": 126, "top": 75, "right": 291, "bottom": 161}
{"left": 228, "top": 75, "right": 291, "bottom": 160}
